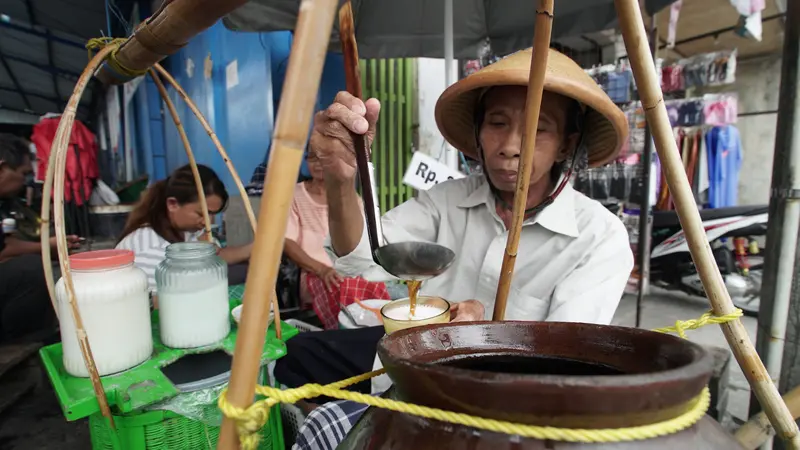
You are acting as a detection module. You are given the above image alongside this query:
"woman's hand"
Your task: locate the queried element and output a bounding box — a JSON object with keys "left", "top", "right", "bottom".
{"left": 316, "top": 266, "right": 343, "bottom": 292}
{"left": 450, "top": 300, "right": 486, "bottom": 323}
{"left": 309, "top": 91, "right": 381, "bottom": 183}
{"left": 49, "top": 235, "right": 81, "bottom": 250}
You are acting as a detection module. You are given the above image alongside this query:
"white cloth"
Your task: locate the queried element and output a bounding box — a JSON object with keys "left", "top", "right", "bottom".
{"left": 324, "top": 174, "right": 634, "bottom": 394}
{"left": 116, "top": 227, "right": 200, "bottom": 293}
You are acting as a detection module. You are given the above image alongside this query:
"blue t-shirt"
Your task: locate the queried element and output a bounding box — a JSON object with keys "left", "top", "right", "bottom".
{"left": 705, "top": 125, "right": 742, "bottom": 208}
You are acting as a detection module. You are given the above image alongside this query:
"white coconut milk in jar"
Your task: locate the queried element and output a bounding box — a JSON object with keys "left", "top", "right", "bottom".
{"left": 156, "top": 242, "right": 230, "bottom": 348}
{"left": 56, "top": 249, "right": 153, "bottom": 377}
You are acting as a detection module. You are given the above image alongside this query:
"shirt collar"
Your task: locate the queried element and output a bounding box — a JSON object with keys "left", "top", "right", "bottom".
{"left": 458, "top": 175, "right": 580, "bottom": 238}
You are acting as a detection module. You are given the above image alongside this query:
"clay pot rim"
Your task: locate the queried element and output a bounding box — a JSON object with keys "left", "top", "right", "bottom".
{"left": 380, "top": 321, "right": 713, "bottom": 391}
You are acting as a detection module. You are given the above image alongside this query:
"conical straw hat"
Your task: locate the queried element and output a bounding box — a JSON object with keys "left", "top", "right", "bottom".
{"left": 435, "top": 48, "right": 628, "bottom": 167}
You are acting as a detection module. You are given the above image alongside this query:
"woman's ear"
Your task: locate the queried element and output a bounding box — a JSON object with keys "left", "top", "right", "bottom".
{"left": 166, "top": 197, "right": 180, "bottom": 212}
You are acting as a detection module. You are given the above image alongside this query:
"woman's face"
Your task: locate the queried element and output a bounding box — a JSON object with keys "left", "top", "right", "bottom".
{"left": 167, "top": 194, "right": 224, "bottom": 232}
{"left": 306, "top": 153, "right": 325, "bottom": 181}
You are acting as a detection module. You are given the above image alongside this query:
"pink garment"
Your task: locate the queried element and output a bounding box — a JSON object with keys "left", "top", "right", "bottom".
{"left": 285, "top": 182, "right": 333, "bottom": 268}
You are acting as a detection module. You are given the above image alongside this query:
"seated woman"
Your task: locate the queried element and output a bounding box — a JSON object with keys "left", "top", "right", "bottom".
{"left": 283, "top": 151, "right": 389, "bottom": 329}
{"left": 116, "top": 164, "right": 251, "bottom": 293}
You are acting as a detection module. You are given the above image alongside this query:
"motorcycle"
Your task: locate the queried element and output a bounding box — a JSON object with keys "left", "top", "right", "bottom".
{"left": 649, "top": 205, "right": 767, "bottom": 317}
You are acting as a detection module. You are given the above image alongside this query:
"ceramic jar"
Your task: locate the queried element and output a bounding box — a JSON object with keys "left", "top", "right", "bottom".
{"left": 340, "top": 321, "right": 743, "bottom": 449}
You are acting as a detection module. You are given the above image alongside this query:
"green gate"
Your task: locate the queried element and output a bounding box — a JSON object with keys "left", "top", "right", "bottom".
{"left": 360, "top": 58, "right": 416, "bottom": 214}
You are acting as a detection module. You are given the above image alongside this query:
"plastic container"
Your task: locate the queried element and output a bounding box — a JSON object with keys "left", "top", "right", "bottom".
{"left": 56, "top": 249, "right": 152, "bottom": 377}
{"left": 156, "top": 242, "right": 230, "bottom": 348}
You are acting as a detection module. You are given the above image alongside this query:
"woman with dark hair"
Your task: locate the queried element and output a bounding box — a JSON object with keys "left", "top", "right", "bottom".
{"left": 116, "top": 164, "right": 252, "bottom": 292}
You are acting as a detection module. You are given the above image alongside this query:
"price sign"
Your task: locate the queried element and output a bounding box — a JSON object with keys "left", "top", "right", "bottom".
{"left": 402, "top": 152, "right": 465, "bottom": 191}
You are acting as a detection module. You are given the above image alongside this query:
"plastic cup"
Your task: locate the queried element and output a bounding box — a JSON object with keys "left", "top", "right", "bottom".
{"left": 380, "top": 296, "right": 450, "bottom": 335}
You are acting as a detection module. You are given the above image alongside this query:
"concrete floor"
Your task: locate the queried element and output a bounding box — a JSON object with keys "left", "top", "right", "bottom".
{"left": 0, "top": 289, "right": 758, "bottom": 450}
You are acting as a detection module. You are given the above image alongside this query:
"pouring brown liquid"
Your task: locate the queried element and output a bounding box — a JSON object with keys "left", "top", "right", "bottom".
{"left": 407, "top": 280, "right": 422, "bottom": 317}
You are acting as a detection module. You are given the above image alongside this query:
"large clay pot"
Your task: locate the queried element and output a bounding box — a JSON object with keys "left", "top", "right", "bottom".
{"left": 339, "top": 321, "right": 743, "bottom": 449}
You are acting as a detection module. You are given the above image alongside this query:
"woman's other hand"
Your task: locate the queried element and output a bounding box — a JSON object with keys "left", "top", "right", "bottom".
{"left": 316, "top": 266, "right": 343, "bottom": 292}
{"left": 450, "top": 300, "right": 486, "bottom": 322}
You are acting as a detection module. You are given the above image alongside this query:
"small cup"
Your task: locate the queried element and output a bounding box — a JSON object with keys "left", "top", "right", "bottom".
{"left": 380, "top": 296, "right": 451, "bottom": 335}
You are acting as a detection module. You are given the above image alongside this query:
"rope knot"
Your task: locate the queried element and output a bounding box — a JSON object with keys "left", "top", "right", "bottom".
{"left": 85, "top": 36, "right": 149, "bottom": 79}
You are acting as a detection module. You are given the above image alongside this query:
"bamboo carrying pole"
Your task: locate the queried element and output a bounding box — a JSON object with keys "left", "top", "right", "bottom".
{"left": 736, "top": 385, "right": 800, "bottom": 449}
{"left": 613, "top": 0, "right": 800, "bottom": 446}
{"left": 218, "top": 0, "right": 340, "bottom": 447}
{"left": 96, "top": 0, "right": 248, "bottom": 85}
{"left": 492, "top": 0, "right": 555, "bottom": 321}
{"left": 44, "top": 44, "right": 120, "bottom": 439}
{"left": 148, "top": 69, "right": 213, "bottom": 238}
{"left": 151, "top": 63, "right": 282, "bottom": 339}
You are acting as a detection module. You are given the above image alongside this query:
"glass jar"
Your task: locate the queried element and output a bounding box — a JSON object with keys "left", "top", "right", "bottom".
{"left": 56, "top": 249, "right": 152, "bottom": 377}
{"left": 156, "top": 242, "right": 230, "bottom": 348}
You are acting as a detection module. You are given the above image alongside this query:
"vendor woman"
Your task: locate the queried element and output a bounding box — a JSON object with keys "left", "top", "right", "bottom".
{"left": 116, "top": 164, "right": 252, "bottom": 292}
{"left": 275, "top": 48, "right": 634, "bottom": 424}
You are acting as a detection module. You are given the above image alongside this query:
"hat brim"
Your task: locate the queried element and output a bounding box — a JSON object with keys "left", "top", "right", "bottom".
{"left": 435, "top": 49, "right": 628, "bottom": 168}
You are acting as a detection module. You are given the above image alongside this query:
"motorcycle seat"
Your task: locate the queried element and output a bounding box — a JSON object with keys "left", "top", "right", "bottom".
{"left": 652, "top": 205, "right": 769, "bottom": 228}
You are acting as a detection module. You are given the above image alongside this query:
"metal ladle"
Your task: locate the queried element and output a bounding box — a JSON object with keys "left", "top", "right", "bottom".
{"left": 338, "top": 3, "right": 455, "bottom": 281}
{"left": 354, "top": 141, "right": 456, "bottom": 280}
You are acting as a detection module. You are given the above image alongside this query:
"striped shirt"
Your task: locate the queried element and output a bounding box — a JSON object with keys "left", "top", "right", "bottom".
{"left": 115, "top": 227, "right": 198, "bottom": 292}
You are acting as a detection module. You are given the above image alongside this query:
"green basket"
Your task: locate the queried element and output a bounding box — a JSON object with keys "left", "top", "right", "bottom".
{"left": 87, "top": 405, "right": 283, "bottom": 450}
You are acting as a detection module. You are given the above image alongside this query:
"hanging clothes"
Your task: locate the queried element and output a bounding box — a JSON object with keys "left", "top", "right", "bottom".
{"left": 706, "top": 125, "right": 743, "bottom": 208}
{"left": 32, "top": 116, "right": 99, "bottom": 206}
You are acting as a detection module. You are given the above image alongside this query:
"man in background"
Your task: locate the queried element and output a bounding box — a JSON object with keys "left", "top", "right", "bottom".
{"left": 0, "top": 134, "right": 78, "bottom": 343}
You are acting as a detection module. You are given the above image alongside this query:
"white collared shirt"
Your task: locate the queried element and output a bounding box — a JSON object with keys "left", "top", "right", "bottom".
{"left": 326, "top": 174, "right": 633, "bottom": 325}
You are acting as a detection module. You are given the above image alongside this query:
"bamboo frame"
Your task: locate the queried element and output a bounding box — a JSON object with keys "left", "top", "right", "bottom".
{"left": 218, "top": 0, "right": 340, "bottom": 447}
{"left": 492, "top": 0, "right": 555, "bottom": 321}
{"left": 613, "top": 0, "right": 800, "bottom": 446}
{"left": 42, "top": 44, "right": 120, "bottom": 441}
{"left": 735, "top": 384, "right": 800, "bottom": 449}
{"left": 148, "top": 69, "right": 213, "bottom": 238}
{"left": 151, "top": 63, "right": 282, "bottom": 339}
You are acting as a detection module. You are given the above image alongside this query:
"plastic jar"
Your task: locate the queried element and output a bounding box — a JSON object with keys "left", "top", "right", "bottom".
{"left": 156, "top": 242, "right": 230, "bottom": 348}
{"left": 56, "top": 249, "right": 152, "bottom": 377}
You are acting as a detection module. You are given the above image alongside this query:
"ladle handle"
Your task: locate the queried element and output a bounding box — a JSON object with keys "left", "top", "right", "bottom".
{"left": 338, "top": 1, "right": 384, "bottom": 261}
{"left": 354, "top": 137, "right": 385, "bottom": 258}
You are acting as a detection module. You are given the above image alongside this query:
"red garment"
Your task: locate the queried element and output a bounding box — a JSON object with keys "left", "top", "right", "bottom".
{"left": 32, "top": 117, "right": 99, "bottom": 205}
{"left": 306, "top": 272, "right": 390, "bottom": 330}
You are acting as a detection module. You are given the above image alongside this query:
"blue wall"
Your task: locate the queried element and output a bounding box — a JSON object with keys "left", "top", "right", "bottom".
{"left": 132, "top": 23, "right": 346, "bottom": 191}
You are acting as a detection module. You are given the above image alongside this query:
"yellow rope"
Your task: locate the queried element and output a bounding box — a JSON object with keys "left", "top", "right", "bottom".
{"left": 218, "top": 309, "right": 743, "bottom": 449}
{"left": 86, "top": 37, "right": 149, "bottom": 79}
{"left": 652, "top": 308, "right": 743, "bottom": 339}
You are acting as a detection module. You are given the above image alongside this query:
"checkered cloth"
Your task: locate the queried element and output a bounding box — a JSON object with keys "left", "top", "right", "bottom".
{"left": 292, "top": 400, "right": 370, "bottom": 450}
{"left": 306, "top": 272, "right": 390, "bottom": 330}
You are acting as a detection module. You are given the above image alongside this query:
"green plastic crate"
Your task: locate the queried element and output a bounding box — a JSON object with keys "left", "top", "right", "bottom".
{"left": 87, "top": 404, "right": 283, "bottom": 450}
{"left": 40, "top": 297, "right": 297, "bottom": 450}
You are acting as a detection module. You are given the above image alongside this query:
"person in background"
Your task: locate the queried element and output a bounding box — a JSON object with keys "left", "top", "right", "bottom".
{"left": 283, "top": 151, "right": 389, "bottom": 328}
{"left": 0, "top": 134, "right": 79, "bottom": 342}
{"left": 116, "top": 164, "right": 252, "bottom": 293}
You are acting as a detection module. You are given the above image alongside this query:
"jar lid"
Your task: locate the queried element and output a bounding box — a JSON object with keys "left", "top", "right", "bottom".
{"left": 70, "top": 249, "right": 135, "bottom": 270}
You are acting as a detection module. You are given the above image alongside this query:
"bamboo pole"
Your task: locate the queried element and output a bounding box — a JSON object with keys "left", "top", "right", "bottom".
{"left": 48, "top": 44, "right": 120, "bottom": 440}
{"left": 736, "top": 385, "right": 800, "bottom": 449}
{"left": 148, "top": 69, "right": 213, "bottom": 238}
{"left": 40, "top": 119, "right": 66, "bottom": 320}
{"left": 613, "top": 0, "right": 800, "bottom": 446}
{"left": 492, "top": 0, "right": 555, "bottom": 321}
{"left": 151, "top": 63, "right": 282, "bottom": 339}
{"left": 96, "top": 0, "right": 248, "bottom": 85}
{"left": 218, "top": 0, "right": 340, "bottom": 447}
